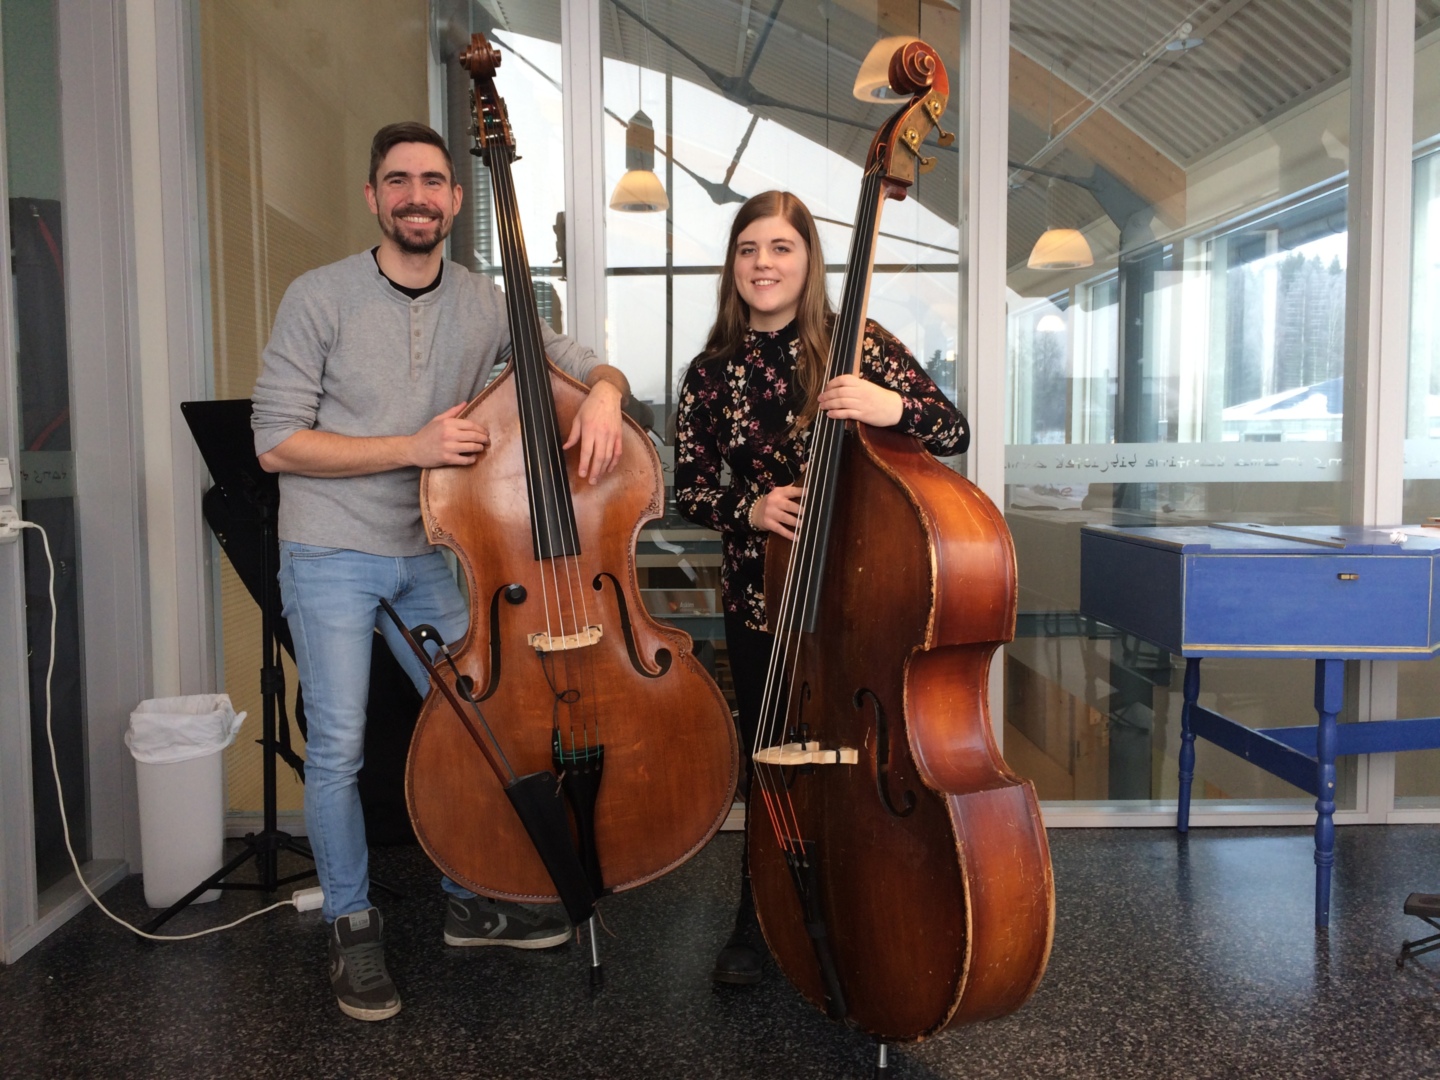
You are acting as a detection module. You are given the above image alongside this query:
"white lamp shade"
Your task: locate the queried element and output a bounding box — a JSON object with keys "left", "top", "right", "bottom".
{"left": 1027, "top": 228, "right": 1094, "bottom": 270}
{"left": 610, "top": 169, "right": 669, "bottom": 213}
{"left": 852, "top": 35, "right": 920, "bottom": 102}
{"left": 610, "top": 109, "right": 669, "bottom": 213}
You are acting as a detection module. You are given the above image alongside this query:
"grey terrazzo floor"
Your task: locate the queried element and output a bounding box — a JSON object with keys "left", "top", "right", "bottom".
{"left": 2, "top": 826, "right": 1440, "bottom": 1078}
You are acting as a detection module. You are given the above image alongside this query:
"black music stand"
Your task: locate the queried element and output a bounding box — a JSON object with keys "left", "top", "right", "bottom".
{"left": 143, "top": 400, "right": 316, "bottom": 932}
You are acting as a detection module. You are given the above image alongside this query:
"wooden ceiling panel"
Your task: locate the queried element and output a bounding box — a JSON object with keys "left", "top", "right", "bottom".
{"left": 1010, "top": 48, "right": 1187, "bottom": 228}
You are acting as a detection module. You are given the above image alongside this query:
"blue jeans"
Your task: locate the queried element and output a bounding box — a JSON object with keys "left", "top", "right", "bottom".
{"left": 278, "top": 542, "right": 471, "bottom": 922}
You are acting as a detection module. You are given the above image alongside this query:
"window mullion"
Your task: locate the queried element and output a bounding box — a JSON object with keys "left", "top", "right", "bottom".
{"left": 1345, "top": 0, "right": 1415, "bottom": 818}
{"left": 560, "top": 0, "right": 608, "bottom": 354}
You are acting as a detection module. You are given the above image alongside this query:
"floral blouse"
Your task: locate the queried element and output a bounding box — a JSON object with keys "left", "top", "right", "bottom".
{"left": 674, "top": 319, "right": 968, "bottom": 632}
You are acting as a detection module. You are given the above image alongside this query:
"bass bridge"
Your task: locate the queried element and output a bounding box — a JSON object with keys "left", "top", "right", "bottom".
{"left": 528, "top": 624, "right": 603, "bottom": 652}
{"left": 752, "top": 740, "right": 859, "bottom": 767}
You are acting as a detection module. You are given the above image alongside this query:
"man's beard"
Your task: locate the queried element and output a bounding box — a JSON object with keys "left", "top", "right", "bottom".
{"left": 382, "top": 205, "right": 452, "bottom": 255}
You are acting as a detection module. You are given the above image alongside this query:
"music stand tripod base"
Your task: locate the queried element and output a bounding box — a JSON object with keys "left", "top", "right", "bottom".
{"left": 140, "top": 832, "right": 317, "bottom": 935}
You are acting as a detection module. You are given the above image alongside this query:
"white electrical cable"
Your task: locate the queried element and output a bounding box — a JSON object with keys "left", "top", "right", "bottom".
{"left": 19, "top": 518, "right": 305, "bottom": 940}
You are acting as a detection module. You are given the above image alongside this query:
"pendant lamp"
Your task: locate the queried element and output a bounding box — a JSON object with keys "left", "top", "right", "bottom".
{"left": 1027, "top": 179, "right": 1093, "bottom": 270}
{"left": 609, "top": 99, "right": 668, "bottom": 212}
{"left": 1028, "top": 228, "right": 1094, "bottom": 270}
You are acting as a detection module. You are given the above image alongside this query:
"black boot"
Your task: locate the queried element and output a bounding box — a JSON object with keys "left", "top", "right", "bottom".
{"left": 712, "top": 928, "right": 763, "bottom": 985}
{"left": 712, "top": 855, "right": 764, "bottom": 985}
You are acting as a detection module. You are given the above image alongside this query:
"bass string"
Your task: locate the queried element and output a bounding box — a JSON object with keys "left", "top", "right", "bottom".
{"left": 499, "top": 152, "right": 601, "bottom": 754}
{"left": 486, "top": 114, "right": 601, "bottom": 753}
{"left": 749, "top": 165, "right": 887, "bottom": 851}
{"left": 748, "top": 167, "right": 881, "bottom": 846}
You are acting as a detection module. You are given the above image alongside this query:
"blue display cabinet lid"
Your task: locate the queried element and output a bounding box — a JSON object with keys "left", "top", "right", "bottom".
{"left": 1081, "top": 522, "right": 1440, "bottom": 555}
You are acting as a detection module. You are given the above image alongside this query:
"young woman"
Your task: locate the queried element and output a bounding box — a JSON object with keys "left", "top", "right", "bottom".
{"left": 674, "top": 190, "right": 968, "bottom": 985}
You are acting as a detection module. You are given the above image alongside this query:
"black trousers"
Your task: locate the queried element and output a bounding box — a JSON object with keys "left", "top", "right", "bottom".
{"left": 721, "top": 613, "right": 775, "bottom": 931}
{"left": 723, "top": 612, "right": 775, "bottom": 767}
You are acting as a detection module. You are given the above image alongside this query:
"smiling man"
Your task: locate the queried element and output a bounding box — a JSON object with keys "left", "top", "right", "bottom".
{"left": 368, "top": 140, "right": 459, "bottom": 260}
{"left": 250, "top": 122, "right": 630, "bottom": 1022}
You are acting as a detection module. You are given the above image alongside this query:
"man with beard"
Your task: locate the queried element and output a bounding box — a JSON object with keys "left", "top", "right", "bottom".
{"left": 251, "top": 122, "right": 629, "bottom": 1021}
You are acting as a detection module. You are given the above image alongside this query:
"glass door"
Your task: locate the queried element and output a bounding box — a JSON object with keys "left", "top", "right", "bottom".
{"left": 2, "top": 0, "right": 89, "bottom": 903}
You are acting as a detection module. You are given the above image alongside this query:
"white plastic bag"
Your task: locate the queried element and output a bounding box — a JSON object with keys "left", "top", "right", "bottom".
{"left": 125, "top": 694, "right": 246, "bottom": 764}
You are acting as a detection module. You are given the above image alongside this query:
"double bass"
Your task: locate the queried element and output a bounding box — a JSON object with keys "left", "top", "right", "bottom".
{"left": 747, "top": 40, "right": 1054, "bottom": 1043}
{"left": 402, "top": 35, "right": 738, "bottom": 934}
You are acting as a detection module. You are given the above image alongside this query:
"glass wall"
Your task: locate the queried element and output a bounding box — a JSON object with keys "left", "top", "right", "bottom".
{"left": 190, "top": 0, "right": 1434, "bottom": 821}
{"left": 1003, "top": 0, "right": 1362, "bottom": 807}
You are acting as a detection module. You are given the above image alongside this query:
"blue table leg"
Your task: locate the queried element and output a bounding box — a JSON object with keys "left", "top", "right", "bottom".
{"left": 1177, "top": 657, "right": 1201, "bottom": 834}
{"left": 1312, "top": 658, "right": 1343, "bottom": 928}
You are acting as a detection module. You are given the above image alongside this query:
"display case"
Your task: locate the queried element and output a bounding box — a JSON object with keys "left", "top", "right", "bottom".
{"left": 637, "top": 498, "right": 728, "bottom": 698}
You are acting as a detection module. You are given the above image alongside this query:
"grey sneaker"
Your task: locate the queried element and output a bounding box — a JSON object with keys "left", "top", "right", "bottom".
{"left": 444, "top": 895, "right": 571, "bottom": 949}
{"left": 329, "top": 907, "right": 401, "bottom": 1021}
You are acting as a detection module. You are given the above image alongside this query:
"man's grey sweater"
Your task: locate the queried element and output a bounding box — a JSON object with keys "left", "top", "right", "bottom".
{"left": 251, "top": 251, "right": 599, "bottom": 556}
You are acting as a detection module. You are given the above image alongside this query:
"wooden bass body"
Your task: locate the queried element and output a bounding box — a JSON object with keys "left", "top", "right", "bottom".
{"left": 750, "top": 424, "right": 1054, "bottom": 1040}
{"left": 410, "top": 362, "right": 739, "bottom": 902}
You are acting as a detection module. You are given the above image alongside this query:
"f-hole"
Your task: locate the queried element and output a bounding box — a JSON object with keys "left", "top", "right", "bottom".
{"left": 856, "top": 688, "right": 914, "bottom": 818}
{"left": 594, "top": 572, "right": 671, "bottom": 679}
{"left": 475, "top": 584, "right": 515, "bottom": 701}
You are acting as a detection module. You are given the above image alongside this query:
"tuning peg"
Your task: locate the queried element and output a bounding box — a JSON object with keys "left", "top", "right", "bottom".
{"left": 925, "top": 97, "right": 955, "bottom": 146}
{"left": 900, "top": 128, "right": 939, "bottom": 172}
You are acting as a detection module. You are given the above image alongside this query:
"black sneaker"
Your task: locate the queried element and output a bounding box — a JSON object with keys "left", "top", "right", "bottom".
{"left": 329, "top": 907, "right": 401, "bottom": 1021}
{"left": 443, "top": 896, "right": 571, "bottom": 949}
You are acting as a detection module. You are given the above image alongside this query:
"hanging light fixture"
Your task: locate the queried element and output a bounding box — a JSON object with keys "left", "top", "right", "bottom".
{"left": 1028, "top": 179, "right": 1094, "bottom": 270}
{"left": 1021, "top": 56, "right": 1093, "bottom": 271}
{"left": 609, "top": 63, "right": 668, "bottom": 213}
{"left": 1028, "top": 228, "right": 1094, "bottom": 270}
{"left": 1164, "top": 22, "right": 1205, "bottom": 52}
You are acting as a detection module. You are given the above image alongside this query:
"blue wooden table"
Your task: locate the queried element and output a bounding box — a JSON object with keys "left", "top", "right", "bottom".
{"left": 1079, "top": 523, "right": 1440, "bottom": 926}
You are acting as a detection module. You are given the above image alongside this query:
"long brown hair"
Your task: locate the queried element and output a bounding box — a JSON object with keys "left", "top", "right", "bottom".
{"left": 697, "top": 191, "right": 833, "bottom": 426}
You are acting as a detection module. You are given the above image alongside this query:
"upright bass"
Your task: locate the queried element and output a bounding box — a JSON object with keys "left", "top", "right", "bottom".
{"left": 402, "top": 35, "right": 738, "bottom": 929}
{"left": 747, "top": 40, "right": 1054, "bottom": 1042}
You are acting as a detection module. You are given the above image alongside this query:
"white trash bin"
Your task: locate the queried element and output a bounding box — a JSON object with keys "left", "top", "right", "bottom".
{"left": 125, "top": 695, "right": 245, "bottom": 908}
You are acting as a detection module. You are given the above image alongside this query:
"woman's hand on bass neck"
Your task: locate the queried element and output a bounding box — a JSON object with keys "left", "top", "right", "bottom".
{"left": 815, "top": 374, "right": 903, "bottom": 428}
